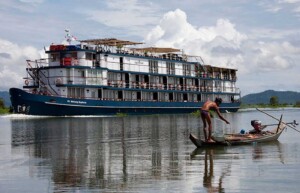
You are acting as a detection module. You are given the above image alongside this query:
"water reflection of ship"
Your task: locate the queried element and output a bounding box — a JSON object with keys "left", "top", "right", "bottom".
{"left": 252, "top": 141, "right": 284, "bottom": 163}
{"left": 191, "top": 147, "right": 231, "bottom": 193}
{"left": 10, "top": 114, "right": 198, "bottom": 190}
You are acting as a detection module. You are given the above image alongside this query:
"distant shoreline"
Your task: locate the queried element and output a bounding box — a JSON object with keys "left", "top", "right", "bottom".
{"left": 238, "top": 107, "right": 300, "bottom": 112}
{"left": 241, "top": 104, "right": 300, "bottom": 109}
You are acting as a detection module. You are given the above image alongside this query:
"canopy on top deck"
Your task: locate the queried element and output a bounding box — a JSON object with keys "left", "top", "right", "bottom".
{"left": 80, "top": 38, "right": 143, "bottom": 46}
{"left": 80, "top": 38, "right": 181, "bottom": 53}
{"left": 131, "top": 47, "right": 181, "bottom": 53}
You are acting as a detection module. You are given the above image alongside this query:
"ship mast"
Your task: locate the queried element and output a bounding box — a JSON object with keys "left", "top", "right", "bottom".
{"left": 64, "top": 29, "right": 77, "bottom": 45}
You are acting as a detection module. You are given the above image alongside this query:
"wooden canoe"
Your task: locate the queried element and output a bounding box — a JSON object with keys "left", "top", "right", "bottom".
{"left": 190, "top": 122, "right": 286, "bottom": 148}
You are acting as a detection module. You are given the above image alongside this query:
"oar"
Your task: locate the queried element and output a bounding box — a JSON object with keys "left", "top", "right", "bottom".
{"left": 256, "top": 108, "right": 300, "bottom": 133}
{"left": 262, "top": 120, "right": 298, "bottom": 127}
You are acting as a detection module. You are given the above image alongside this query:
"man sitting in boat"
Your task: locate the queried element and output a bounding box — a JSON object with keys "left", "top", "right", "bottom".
{"left": 200, "top": 98, "right": 230, "bottom": 142}
{"left": 249, "top": 120, "right": 267, "bottom": 134}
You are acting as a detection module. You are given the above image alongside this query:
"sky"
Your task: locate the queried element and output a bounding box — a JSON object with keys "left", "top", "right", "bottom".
{"left": 1, "top": 0, "right": 300, "bottom": 96}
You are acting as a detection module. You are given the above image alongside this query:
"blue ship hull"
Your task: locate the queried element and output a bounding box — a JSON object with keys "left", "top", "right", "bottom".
{"left": 10, "top": 88, "right": 240, "bottom": 116}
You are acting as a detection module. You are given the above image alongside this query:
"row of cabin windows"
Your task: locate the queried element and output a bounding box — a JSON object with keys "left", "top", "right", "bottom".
{"left": 100, "top": 90, "right": 202, "bottom": 102}
{"left": 67, "top": 88, "right": 227, "bottom": 102}
{"left": 106, "top": 72, "right": 212, "bottom": 87}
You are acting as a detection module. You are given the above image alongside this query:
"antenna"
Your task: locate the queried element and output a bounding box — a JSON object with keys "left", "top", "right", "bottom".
{"left": 65, "top": 29, "right": 77, "bottom": 45}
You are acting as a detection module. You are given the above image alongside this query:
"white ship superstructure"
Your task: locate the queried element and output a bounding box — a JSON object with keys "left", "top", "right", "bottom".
{"left": 10, "top": 36, "right": 240, "bottom": 116}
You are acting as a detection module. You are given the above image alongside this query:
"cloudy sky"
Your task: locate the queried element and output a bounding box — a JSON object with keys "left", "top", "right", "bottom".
{"left": 1, "top": 0, "right": 300, "bottom": 96}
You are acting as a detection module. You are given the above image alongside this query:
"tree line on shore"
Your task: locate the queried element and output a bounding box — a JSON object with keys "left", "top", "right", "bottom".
{"left": 241, "top": 96, "right": 300, "bottom": 108}
{"left": 0, "top": 98, "right": 10, "bottom": 114}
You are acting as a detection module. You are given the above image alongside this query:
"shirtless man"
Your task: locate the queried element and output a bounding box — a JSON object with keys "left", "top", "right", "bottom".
{"left": 201, "top": 98, "right": 230, "bottom": 142}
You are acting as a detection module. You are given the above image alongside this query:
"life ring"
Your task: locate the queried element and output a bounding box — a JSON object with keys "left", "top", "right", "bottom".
{"left": 25, "top": 79, "right": 29, "bottom": 86}
{"left": 55, "top": 78, "right": 62, "bottom": 85}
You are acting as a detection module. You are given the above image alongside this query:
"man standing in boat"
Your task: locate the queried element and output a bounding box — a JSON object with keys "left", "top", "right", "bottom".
{"left": 201, "top": 98, "right": 230, "bottom": 142}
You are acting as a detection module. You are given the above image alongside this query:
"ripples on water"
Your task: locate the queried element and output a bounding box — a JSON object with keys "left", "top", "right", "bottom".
{"left": 0, "top": 109, "right": 300, "bottom": 192}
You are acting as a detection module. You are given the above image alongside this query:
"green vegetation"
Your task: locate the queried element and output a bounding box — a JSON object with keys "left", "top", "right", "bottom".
{"left": 269, "top": 96, "right": 279, "bottom": 106}
{"left": 0, "top": 108, "right": 10, "bottom": 114}
{"left": 241, "top": 95, "right": 299, "bottom": 109}
{"left": 191, "top": 110, "right": 200, "bottom": 117}
{"left": 240, "top": 103, "right": 292, "bottom": 109}
{"left": 191, "top": 110, "right": 216, "bottom": 117}
{"left": 294, "top": 101, "right": 300, "bottom": 108}
{"left": 0, "top": 98, "right": 10, "bottom": 114}
{"left": 116, "top": 112, "right": 127, "bottom": 117}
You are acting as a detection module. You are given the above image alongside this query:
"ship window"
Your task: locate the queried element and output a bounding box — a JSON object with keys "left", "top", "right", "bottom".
{"left": 169, "top": 93, "right": 173, "bottom": 101}
{"left": 197, "top": 94, "right": 201, "bottom": 101}
{"left": 153, "top": 92, "right": 158, "bottom": 100}
{"left": 120, "top": 57, "right": 123, "bottom": 71}
{"left": 183, "top": 93, "right": 188, "bottom": 101}
{"left": 135, "top": 75, "right": 139, "bottom": 82}
{"left": 86, "top": 52, "right": 93, "bottom": 60}
{"left": 167, "top": 62, "right": 175, "bottom": 75}
{"left": 118, "top": 91, "right": 123, "bottom": 100}
{"left": 50, "top": 53, "right": 59, "bottom": 62}
{"left": 183, "top": 64, "right": 191, "bottom": 76}
{"left": 98, "top": 89, "right": 102, "bottom": 99}
{"left": 72, "top": 52, "right": 77, "bottom": 57}
{"left": 137, "top": 92, "right": 141, "bottom": 100}
{"left": 149, "top": 60, "right": 158, "bottom": 73}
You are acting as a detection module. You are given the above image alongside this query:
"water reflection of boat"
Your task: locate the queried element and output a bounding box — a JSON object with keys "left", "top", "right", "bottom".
{"left": 251, "top": 140, "right": 285, "bottom": 163}
{"left": 190, "top": 140, "right": 285, "bottom": 193}
{"left": 190, "top": 122, "right": 286, "bottom": 148}
{"left": 191, "top": 147, "right": 231, "bottom": 193}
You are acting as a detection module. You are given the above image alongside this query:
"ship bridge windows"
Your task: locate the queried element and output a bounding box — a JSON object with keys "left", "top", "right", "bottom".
{"left": 50, "top": 53, "right": 60, "bottom": 62}
{"left": 61, "top": 52, "right": 77, "bottom": 59}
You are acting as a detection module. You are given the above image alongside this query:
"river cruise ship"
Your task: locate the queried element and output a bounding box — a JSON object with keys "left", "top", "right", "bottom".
{"left": 10, "top": 36, "right": 241, "bottom": 116}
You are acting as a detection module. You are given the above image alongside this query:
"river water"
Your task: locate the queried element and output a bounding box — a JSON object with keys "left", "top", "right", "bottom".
{"left": 0, "top": 109, "right": 300, "bottom": 193}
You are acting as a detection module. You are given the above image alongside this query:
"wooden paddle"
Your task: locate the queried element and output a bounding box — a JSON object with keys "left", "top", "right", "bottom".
{"left": 256, "top": 108, "right": 300, "bottom": 133}
{"left": 262, "top": 121, "right": 298, "bottom": 127}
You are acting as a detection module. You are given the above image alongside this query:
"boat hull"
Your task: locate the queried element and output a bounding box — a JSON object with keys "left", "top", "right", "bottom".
{"left": 10, "top": 88, "right": 240, "bottom": 116}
